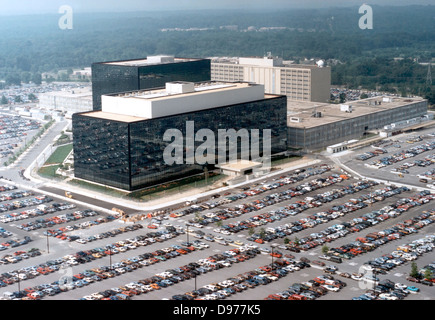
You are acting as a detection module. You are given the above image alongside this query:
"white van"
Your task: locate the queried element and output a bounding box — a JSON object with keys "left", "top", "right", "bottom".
{"left": 3, "top": 292, "right": 15, "bottom": 300}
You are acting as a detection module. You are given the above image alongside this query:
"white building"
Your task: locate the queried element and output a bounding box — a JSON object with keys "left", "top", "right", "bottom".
{"left": 38, "top": 87, "right": 93, "bottom": 115}
{"left": 100, "top": 81, "right": 266, "bottom": 119}
{"left": 211, "top": 55, "right": 331, "bottom": 103}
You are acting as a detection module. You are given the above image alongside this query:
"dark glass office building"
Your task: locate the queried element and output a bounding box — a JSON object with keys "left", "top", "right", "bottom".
{"left": 73, "top": 91, "right": 287, "bottom": 191}
{"left": 91, "top": 57, "right": 211, "bottom": 111}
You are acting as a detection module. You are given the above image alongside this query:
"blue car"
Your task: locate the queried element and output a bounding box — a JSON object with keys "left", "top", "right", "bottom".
{"left": 407, "top": 286, "right": 420, "bottom": 293}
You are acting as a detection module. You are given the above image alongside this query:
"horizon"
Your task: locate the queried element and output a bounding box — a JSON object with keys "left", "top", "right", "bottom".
{"left": 0, "top": 0, "right": 434, "bottom": 16}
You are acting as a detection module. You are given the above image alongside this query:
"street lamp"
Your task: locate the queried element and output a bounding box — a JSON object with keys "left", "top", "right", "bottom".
{"left": 185, "top": 223, "right": 191, "bottom": 245}
{"left": 46, "top": 233, "right": 50, "bottom": 254}
{"left": 373, "top": 268, "right": 378, "bottom": 299}
{"left": 271, "top": 243, "right": 279, "bottom": 271}
{"left": 109, "top": 249, "right": 113, "bottom": 271}
{"left": 17, "top": 270, "right": 21, "bottom": 293}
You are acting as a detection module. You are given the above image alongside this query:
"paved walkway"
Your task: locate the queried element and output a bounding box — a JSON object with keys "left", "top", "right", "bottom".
{"left": 26, "top": 156, "right": 321, "bottom": 213}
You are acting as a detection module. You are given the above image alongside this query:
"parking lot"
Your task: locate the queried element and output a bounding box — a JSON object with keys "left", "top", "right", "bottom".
{"left": 0, "top": 159, "right": 433, "bottom": 301}
{"left": 338, "top": 127, "right": 435, "bottom": 189}
{"left": 0, "top": 114, "right": 41, "bottom": 163}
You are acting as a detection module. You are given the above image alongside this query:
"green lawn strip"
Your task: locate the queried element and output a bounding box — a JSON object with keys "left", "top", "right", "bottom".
{"left": 45, "top": 144, "right": 73, "bottom": 165}
{"left": 37, "top": 164, "right": 62, "bottom": 179}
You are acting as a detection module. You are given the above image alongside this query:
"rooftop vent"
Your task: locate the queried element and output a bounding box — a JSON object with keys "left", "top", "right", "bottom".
{"left": 165, "top": 82, "right": 195, "bottom": 94}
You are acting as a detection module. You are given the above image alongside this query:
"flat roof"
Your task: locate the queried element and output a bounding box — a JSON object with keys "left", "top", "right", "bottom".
{"left": 216, "top": 160, "right": 263, "bottom": 172}
{"left": 105, "top": 82, "right": 281, "bottom": 103}
{"left": 211, "top": 57, "right": 327, "bottom": 70}
{"left": 39, "top": 87, "right": 92, "bottom": 99}
{"left": 287, "top": 96, "right": 427, "bottom": 129}
{"left": 81, "top": 111, "right": 146, "bottom": 123}
{"left": 101, "top": 81, "right": 282, "bottom": 120}
{"left": 101, "top": 57, "right": 203, "bottom": 67}
{"left": 110, "top": 82, "right": 249, "bottom": 101}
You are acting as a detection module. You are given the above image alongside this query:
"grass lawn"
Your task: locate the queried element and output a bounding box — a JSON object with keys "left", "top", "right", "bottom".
{"left": 38, "top": 164, "right": 61, "bottom": 179}
{"left": 45, "top": 144, "right": 73, "bottom": 165}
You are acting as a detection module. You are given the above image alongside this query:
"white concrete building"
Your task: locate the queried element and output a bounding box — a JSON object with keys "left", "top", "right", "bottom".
{"left": 100, "top": 81, "right": 266, "bottom": 119}
{"left": 210, "top": 55, "right": 331, "bottom": 103}
{"left": 38, "top": 87, "right": 93, "bottom": 115}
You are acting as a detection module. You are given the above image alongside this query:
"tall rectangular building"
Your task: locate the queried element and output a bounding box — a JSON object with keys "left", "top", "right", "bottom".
{"left": 211, "top": 56, "right": 331, "bottom": 103}
{"left": 73, "top": 81, "right": 288, "bottom": 191}
{"left": 91, "top": 55, "right": 211, "bottom": 111}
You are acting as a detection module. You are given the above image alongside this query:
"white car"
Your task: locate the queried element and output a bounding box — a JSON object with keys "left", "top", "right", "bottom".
{"left": 379, "top": 293, "right": 398, "bottom": 300}
{"left": 351, "top": 273, "right": 363, "bottom": 281}
{"left": 284, "top": 265, "right": 295, "bottom": 272}
{"left": 395, "top": 283, "right": 407, "bottom": 290}
{"left": 321, "top": 284, "right": 339, "bottom": 292}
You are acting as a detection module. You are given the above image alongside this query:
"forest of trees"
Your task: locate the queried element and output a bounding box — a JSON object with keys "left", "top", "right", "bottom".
{"left": 0, "top": 5, "right": 433, "bottom": 103}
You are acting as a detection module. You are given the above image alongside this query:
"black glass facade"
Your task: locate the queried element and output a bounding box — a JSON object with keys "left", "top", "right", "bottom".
{"left": 73, "top": 95, "right": 288, "bottom": 191}
{"left": 92, "top": 59, "right": 211, "bottom": 111}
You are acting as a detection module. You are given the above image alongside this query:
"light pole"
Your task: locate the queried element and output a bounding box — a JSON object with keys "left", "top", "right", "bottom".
{"left": 46, "top": 233, "right": 50, "bottom": 254}
{"left": 17, "top": 270, "right": 21, "bottom": 293}
{"left": 109, "top": 249, "right": 112, "bottom": 271}
{"left": 271, "top": 244, "right": 278, "bottom": 271}
{"left": 185, "top": 223, "right": 190, "bottom": 245}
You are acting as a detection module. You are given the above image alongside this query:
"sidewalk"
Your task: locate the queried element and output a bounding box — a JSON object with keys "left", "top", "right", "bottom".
{"left": 28, "top": 156, "right": 321, "bottom": 212}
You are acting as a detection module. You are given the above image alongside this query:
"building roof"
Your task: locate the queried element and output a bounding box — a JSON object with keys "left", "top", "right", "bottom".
{"left": 81, "top": 111, "right": 146, "bottom": 123}
{"left": 39, "top": 87, "right": 92, "bottom": 100}
{"left": 109, "top": 82, "right": 250, "bottom": 101}
{"left": 81, "top": 81, "right": 283, "bottom": 122}
{"left": 99, "top": 56, "right": 205, "bottom": 67}
{"left": 100, "top": 81, "right": 280, "bottom": 119}
{"left": 287, "top": 96, "right": 427, "bottom": 129}
{"left": 211, "top": 56, "right": 328, "bottom": 70}
{"left": 216, "top": 160, "right": 263, "bottom": 172}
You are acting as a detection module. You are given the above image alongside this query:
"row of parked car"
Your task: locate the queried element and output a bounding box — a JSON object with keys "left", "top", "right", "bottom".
{"left": 265, "top": 274, "right": 346, "bottom": 300}
{"left": 284, "top": 189, "right": 433, "bottom": 252}
{"left": 219, "top": 176, "right": 348, "bottom": 227}
{"left": 363, "top": 235, "right": 435, "bottom": 285}
{"left": 356, "top": 148, "right": 388, "bottom": 161}
{"left": 0, "top": 226, "right": 12, "bottom": 239}
{"left": 1, "top": 202, "right": 76, "bottom": 224}
{"left": 421, "top": 168, "right": 435, "bottom": 180}
{"left": 246, "top": 184, "right": 407, "bottom": 248}
{"left": 0, "top": 248, "right": 41, "bottom": 266}
{"left": 210, "top": 175, "right": 354, "bottom": 239}
{"left": 0, "top": 194, "right": 52, "bottom": 217}
{"left": 69, "top": 223, "right": 146, "bottom": 244}
{"left": 0, "top": 227, "right": 182, "bottom": 297}
{"left": 171, "top": 253, "right": 312, "bottom": 301}
{"left": 353, "top": 279, "right": 420, "bottom": 300}
{"left": 42, "top": 214, "right": 118, "bottom": 241}
{"left": 392, "top": 154, "right": 435, "bottom": 174}
{"left": 365, "top": 141, "right": 435, "bottom": 169}
{"left": 0, "top": 184, "right": 17, "bottom": 193}
{"left": 329, "top": 208, "right": 435, "bottom": 261}
{"left": 17, "top": 209, "right": 98, "bottom": 231}
{"left": 82, "top": 243, "right": 262, "bottom": 300}
{"left": 169, "top": 165, "right": 333, "bottom": 221}
{"left": 0, "top": 236, "right": 32, "bottom": 251}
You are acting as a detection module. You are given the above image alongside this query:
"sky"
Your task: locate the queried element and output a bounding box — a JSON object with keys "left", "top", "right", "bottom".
{"left": 0, "top": 0, "right": 433, "bottom": 15}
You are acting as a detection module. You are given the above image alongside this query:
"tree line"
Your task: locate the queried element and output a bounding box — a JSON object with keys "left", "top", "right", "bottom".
{"left": 0, "top": 6, "right": 433, "bottom": 103}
